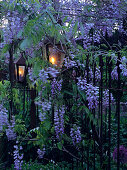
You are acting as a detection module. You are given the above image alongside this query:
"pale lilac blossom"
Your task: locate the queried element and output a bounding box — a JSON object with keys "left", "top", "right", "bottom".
{"left": 54, "top": 106, "right": 65, "bottom": 139}
{"left": 70, "top": 125, "right": 81, "bottom": 145}
{"left": 13, "top": 142, "right": 23, "bottom": 170}
{"left": 6, "top": 116, "right": 16, "bottom": 141}
{"left": 37, "top": 147, "right": 45, "bottom": 159}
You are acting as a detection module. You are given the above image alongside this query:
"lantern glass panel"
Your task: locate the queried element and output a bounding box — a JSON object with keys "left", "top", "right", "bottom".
{"left": 18, "top": 66, "right": 25, "bottom": 82}
{"left": 48, "top": 46, "right": 65, "bottom": 67}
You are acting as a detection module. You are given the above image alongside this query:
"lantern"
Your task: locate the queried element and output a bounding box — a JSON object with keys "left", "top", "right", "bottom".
{"left": 14, "top": 54, "right": 26, "bottom": 82}
{"left": 47, "top": 44, "right": 65, "bottom": 68}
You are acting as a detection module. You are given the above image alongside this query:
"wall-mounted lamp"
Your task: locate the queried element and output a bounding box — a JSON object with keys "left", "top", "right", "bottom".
{"left": 14, "top": 53, "right": 26, "bottom": 83}
{"left": 47, "top": 44, "right": 65, "bottom": 68}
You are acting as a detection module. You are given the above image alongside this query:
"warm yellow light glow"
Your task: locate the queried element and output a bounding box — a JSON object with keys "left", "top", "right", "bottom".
{"left": 50, "top": 57, "right": 56, "bottom": 65}
{"left": 19, "top": 70, "right": 22, "bottom": 75}
{"left": 19, "top": 66, "right": 25, "bottom": 77}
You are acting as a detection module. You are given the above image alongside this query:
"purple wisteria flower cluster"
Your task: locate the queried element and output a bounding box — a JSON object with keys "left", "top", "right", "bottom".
{"left": 70, "top": 125, "right": 81, "bottom": 145}
{"left": 103, "top": 89, "right": 114, "bottom": 107}
{"left": 84, "top": 67, "right": 96, "bottom": 81}
{"left": 86, "top": 84, "right": 99, "bottom": 110}
{"left": 0, "top": 104, "right": 8, "bottom": 132}
{"left": 77, "top": 60, "right": 85, "bottom": 68}
{"left": 77, "top": 76, "right": 87, "bottom": 91}
{"left": 51, "top": 78, "right": 62, "bottom": 98}
{"left": 3, "top": 11, "right": 24, "bottom": 44}
{"left": 113, "top": 145, "right": 127, "bottom": 164}
{"left": 47, "top": 67, "right": 59, "bottom": 78}
{"left": 28, "top": 67, "right": 59, "bottom": 86}
{"left": 120, "top": 56, "right": 127, "bottom": 77}
{"left": 35, "top": 99, "right": 51, "bottom": 122}
{"left": 77, "top": 65, "right": 101, "bottom": 83}
{"left": 28, "top": 68, "right": 38, "bottom": 85}
{"left": 13, "top": 142, "right": 23, "bottom": 170}
{"left": 37, "top": 147, "right": 46, "bottom": 159}
{"left": 6, "top": 116, "right": 17, "bottom": 141}
{"left": 64, "top": 57, "right": 77, "bottom": 69}
{"left": 54, "top": 106, "right": 65, "bottom": 139}
{"left": 111, "top": 56, "right": 127, "bottom": 80}
{"left": 111, "top": 66, "right": 118, "bottom": 80}
{"left": 38, "top": 69, "right": 49, "bottom": 83}
{"left": 88, "top": 67, "right": 94, "bottom": 80}
{"left": 77, "top": 78, "right": 99, "bottom": 110}
{"left": 95, "top": 66, "right": 101, "bottom": 82}
{"left": 32, "top": 67, "right": 59, "bottom": 122}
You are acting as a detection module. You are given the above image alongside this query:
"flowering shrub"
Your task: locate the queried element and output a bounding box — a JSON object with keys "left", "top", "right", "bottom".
{"left": 0, "top": 0, "right": 127, "bottom": 169}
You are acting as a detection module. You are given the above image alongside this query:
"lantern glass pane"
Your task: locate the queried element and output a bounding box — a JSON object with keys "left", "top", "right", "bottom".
{"left": 18, "top": 66, "right": 25, "bottom": 82}
{"left": 49, "top": 47, "right": 65, "bottom": 67}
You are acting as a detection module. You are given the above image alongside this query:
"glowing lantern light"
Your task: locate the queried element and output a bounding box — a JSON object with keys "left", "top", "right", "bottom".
{"left": 49, "top": 56, "right": 56, "bottom": 65}
{"left": 18, "top": 66, "right": 25, "bottom": 81}
{"left": 47, "top": 44, "right": 65, "bottom": 68}
{"left": 14, "top": 53, "right": 26, "bottom": 83}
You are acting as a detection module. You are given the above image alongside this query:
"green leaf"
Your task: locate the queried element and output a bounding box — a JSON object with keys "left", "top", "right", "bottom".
{"left": 62, "top": 16, "right": 68, "bottom": 23}
{"left": 44, "top": 120, "right": 51, "bottom": 130}
{"left": 80, "top": 22, "right": 85, "bottom": 35}
{"left": 78, "top": 88, "right": 86, "bottom": 101}
{"left": 57, "top": 142, "right": 62, "bottom": 150}
{"left": 72, "top": 21, "right": 78, "bottom": 36}
{"left": 63, "top": 90, "right": 74, "bottom": 96}
{"left": 1, "top": 44, "right": 10, "bottom": 53}
{"left": 20, "top": 38, "right": 32, "bottom": 50}
{"left": 35, "top": 0, "right": 40, "bottom": 4}
{"left": 46, "top": 10, "right": 57, "bottom": 24}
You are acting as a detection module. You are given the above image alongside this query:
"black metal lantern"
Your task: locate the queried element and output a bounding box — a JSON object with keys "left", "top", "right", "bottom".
{"left": 14, "top": 54, "right": 26, "bottom": 82}
{"left": 47, "top": 44, "right": 65, "bottom": 68}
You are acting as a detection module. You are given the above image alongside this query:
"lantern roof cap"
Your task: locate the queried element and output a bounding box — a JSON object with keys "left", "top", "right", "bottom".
{"left": 14, "top": 55, "right": 26, "bottom": 65}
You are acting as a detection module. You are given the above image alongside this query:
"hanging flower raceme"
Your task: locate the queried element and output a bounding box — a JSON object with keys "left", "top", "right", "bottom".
{"left": 51, "top": 78, "right": 62, "bottom": 98}
{"left": 70, "top": 125, "right": 81, "bottom": 145}
{"left": 84, "top": 67, "right": 94, "bottom": 81}
{"left": 86, "top": 84, "right": 99, "bottom": 110}
{"left": 120, "top": 56, "right": 127, "bottom": 77}
{"left": 0, "top": 104, "right": 8, "bottom": 132}
{"left": 6, "top": 116, "right": 17, "bottom": 141}
{"left": 95, "top": 66, "right": 101, "bottom": 82}
{"left": 113, "top": 145, "right": 127, "bottom": 164}
{"left": 13, "top": 141, "right": 24, "bottom": 170}
{"left": 77, "top": 78, "right": 99, "bottom": 109}
{"left": 47, "top": 67, "right": 59, "bottom": 78}
{"left": 77, "top": 76, "right": 87, "bottom": 91}
{"left": 28, "top": 68, "right": 38, "bottom": 85}
{"left": 111, "top": 66, "right": 118, "bottom": 80}
{"left": 89, "top": 67, "right": 94, "bottom": 80}
{"left": 38, "top": 69, "right": 49, "bottom": 83}
{"left": 54, "top": 106, "right": 65, "bottom": 139}
{"left": 103, "top": 89, "right": 114, "bottom": 107}
{"left": 111, "top": 56, "right": 127, "bottom": 80}
{"left": 64, "top": 57, "right": 77, "bottom": 69}
{"left": 3, "top": 11, "right": 24, "bottom": 44}
{"left": 35, "top": 99, "right": 51, "bottom": 122}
